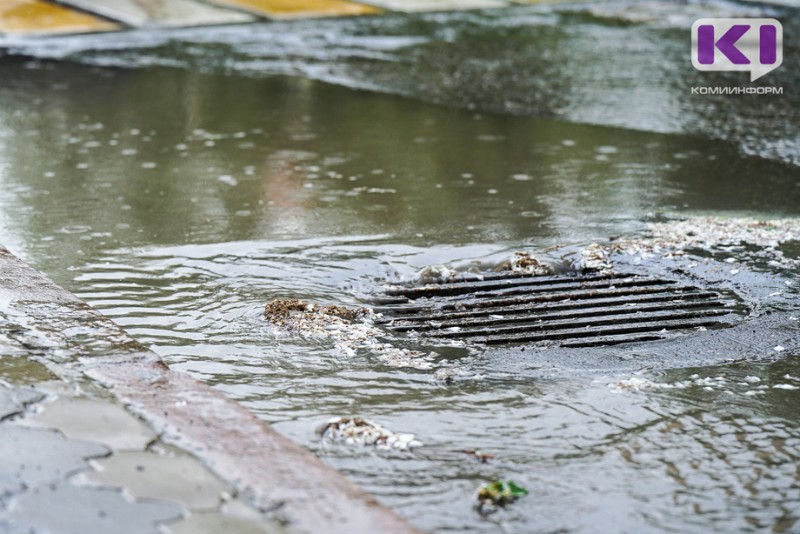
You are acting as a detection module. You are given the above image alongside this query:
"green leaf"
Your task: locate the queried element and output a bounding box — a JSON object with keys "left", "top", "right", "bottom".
{"left": 506, "top": 481, "right": 529, "bottom": 496}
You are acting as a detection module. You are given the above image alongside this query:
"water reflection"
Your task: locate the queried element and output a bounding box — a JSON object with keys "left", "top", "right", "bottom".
{"left": 1, "top": 59, "right": 798, "bottom": 281}
{"left": 3, "top": 0, "right": 798, "bottom": 165}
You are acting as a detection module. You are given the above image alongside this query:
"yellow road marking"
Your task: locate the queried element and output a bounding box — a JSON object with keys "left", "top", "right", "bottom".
{"left": 209, "top": 0, "right": 380, "bottom": 18}
{"left": 0, "top": 0, "right": 118, "bottom": 35}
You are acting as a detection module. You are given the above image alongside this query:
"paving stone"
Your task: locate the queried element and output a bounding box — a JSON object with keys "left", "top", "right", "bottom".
{"left": 82, "top": 451, "right": 232, "bottom": 510}
{"left": 0, "top": 383, "right": 43, "bottom": 420}
{"left": 2, "top": 482, "right": 181, "bottom": 533}
{"left": 21, "top": 396, "right": 156, "bottom": 451}
{"left": 357, "top": 0, "right": 508, "bottom": 11}
{"left": 0, "top": 0, "right": 119, "bottom": 35}
{"left": 0, "top": 425, "right": 108, "bottom": 498}
{"left": 59, "top": 0, "right": 255, "bottom": 28}
{"left": 207, "top": 0, "right": 379, "bottom": 18}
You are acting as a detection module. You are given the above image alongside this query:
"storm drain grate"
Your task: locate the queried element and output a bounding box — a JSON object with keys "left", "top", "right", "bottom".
{"left": 371, "top": 272, "right": 746, "bottom": 348}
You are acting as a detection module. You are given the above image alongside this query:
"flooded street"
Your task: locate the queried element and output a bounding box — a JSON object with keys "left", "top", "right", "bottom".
{"left": 1, "top": 1, "right": 799, "bottom": 532}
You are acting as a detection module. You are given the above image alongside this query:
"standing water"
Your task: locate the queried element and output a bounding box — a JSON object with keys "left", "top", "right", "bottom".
{"left": 1, "top": 2, "right": 799, "bottom": 532}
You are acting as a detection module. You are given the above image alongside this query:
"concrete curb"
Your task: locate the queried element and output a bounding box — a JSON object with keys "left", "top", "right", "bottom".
{"left": 0, "top": 246, "right": 419, "bottom": 534}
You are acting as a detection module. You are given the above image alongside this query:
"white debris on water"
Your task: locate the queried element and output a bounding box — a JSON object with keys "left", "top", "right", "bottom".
{"left": 264, "top": 298, "right": 439, "bottom": 370}
{"left": 414, "top": 264, "right": 457, "bottom": 284}
{"left": 608, "top": 373, "right": 792, "bottom": 396}
{"left": 217, "top": 175, "right": 238, "bottom": 186}
{"left": 609, "top": 377, "right": 660, "bottom": 392}
{"left": 483, "top": 251, "right": 554, "bottom": 276}
{"left": 608, "top": 375, "right": 721, "bottom": 392}
{"left": 318, "top": 417, "right": 422, "bottom": 450}
{"left": 609, "top": 216, "right": 800, "bottom": 268}
{"left": 576, "top": 243, "right": 613, "bottom": 272}
{"left": 507, "top": 251, "right": 554, "bottom": 275}
{"left": 648, "top": 217, "right": 799, "bottom": 249}
{"left": 432, "top": 366, "right": 474, "bottom": 383}
{"left": 774, "top": 345, "right": 786, "bottom": 352}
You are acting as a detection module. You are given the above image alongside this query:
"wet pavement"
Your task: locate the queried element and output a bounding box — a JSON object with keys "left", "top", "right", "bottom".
{"left": 0, "top": 1, "right": 799, "bottom": 533}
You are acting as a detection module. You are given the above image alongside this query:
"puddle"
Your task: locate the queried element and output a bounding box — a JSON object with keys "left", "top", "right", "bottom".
{"left": 0, "top": 356, "right": 56, "bottom": 385}
{"left": 2, "top": 0, "right": 798, "bottom": 165}
{"left": 0, "top": 8, "right": 798, "bottom": 532}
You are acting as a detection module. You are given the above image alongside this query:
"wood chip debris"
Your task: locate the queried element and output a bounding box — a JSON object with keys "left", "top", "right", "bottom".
{"left": 264, "top": 298, "right": 439, "bottom": 370}
{"left": 318, "top": 417, "right": 422, "bottom": 450}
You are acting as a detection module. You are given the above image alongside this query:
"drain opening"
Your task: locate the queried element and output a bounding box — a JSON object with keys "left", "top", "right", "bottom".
{"left": 371, "top": 272, "right": 746, "bottom": 348}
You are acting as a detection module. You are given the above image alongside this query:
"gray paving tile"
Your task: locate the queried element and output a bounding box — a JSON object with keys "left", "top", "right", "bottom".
{"left": 0, "top": 425, "right": 107, "bottom": 498}
{"left": 82, "top": 451, "right": 232, "bottom": 510}
{"left": 3, "top": 482, "right": 181, "bottom": 533}
{"left": 22, "top": 396, "right": 156, "bottom": 451}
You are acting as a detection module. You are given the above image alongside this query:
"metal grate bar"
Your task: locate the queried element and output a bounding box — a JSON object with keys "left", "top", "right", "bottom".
{"left": 433, "top": 308, "right": 729, "bottom": 338}
{"left": 477, "top": 317, "right": 722, "bottom": 345}
{"left": 385, "top": 299, "right": 729, "bottom": 332}
{"left": 384, "top": 273, "right": 671, "bottom": 299}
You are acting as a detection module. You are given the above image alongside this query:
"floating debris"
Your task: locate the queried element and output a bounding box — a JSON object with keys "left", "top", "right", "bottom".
{"left": 609, "top": 377, "right": 660, "bottom": 392}
{"left": 432, "top": 366, "right": 475, "bottom": 384}
{"left": 264, "top": 298, "right": 368, "bottom": 325}
{"left": 414, "top": 264, "right": 457, "bottom": 284}
{"left": 488, "top": 251, "right": 553, "bottom": 275}
{"left": 462, "top": 449, "right": 494, "bottom": 463}
{"left": 505, "top": 252, "right": 554, "bottom": 275}
{"left": 608, "top": 216, "right": 800, "bottom": 269}
{"left": 576, "top": 243, "right": 613, "bottom": 273}
{"left": 318, "top": 417, "right": 422, "bottom": 450}
{"left": 475, "top": 481, "right": 528, "bottom": 515}
{"left": 609, "top": 371, "right": 800, "bottom": 396}
{"left": 647, "top": 217, "right": 800, "bottom": 250}
{"left": 264, "top": 298, "right": 439, "bottom": 370}
{"left": 610, "top": 374, "right": 728, "bottom": 392}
